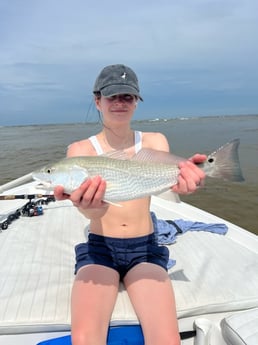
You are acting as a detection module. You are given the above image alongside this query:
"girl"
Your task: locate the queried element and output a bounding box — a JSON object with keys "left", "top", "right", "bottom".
{"left": 55, "top": 64, "right": 206, "bottom": 345}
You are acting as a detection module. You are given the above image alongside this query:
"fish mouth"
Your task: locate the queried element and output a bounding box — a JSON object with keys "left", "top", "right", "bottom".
{"left": 32, "top": 172, "right": 53, "bottom": 190}
{"left": 32, "top": 172, "right": 52, "bottom": 185}
{"left": 35, "top": 181, "right": 53, "bottom": 190}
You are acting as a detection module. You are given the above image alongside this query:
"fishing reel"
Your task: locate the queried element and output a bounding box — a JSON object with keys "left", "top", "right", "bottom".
{"left": 0, "top": 194, "right": 55, "bottom": 231}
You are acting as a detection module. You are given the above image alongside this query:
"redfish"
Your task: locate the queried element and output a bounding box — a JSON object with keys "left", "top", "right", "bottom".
{"left": 32, "top": 139, "right": 244, "bottom": 204}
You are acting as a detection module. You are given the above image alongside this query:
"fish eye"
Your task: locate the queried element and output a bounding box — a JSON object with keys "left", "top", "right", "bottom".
{"left": 46, "top": 167, "right": 55, "bottom": 173}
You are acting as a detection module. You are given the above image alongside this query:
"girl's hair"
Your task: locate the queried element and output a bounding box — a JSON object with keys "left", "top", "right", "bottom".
{"left": 92, "top": 92, "right": 104, "bottom": 126}
{"left": 93, "top": 91, "right": 101, "bottom": 100}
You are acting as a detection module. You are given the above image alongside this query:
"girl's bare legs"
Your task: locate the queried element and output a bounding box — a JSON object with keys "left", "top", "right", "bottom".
{"left": 124, "top": 263, "right": 181, "bottom": 345}
{"left": 71, "top": 265, "right": 120, "bottom": 345}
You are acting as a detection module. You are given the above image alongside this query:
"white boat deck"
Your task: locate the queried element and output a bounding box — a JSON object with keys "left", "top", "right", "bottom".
{"left": 0, "top": 182, "right": 258, "bottom": 344}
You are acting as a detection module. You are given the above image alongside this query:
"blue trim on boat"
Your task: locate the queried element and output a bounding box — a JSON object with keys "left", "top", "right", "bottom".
{"left": 37, "top": 325, "right": 144, "bottom": 345}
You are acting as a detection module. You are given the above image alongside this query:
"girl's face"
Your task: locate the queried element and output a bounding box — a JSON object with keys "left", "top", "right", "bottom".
{"left": 95, "top": 94, "right": 137, "bottom": 125}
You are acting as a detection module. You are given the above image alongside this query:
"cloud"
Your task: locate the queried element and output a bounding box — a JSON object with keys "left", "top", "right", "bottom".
{"left": 0, "top": 0, "right": 258, "bottom": 125}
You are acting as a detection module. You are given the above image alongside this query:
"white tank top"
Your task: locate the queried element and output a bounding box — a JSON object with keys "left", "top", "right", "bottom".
{"left": 89, "top": 131, "right": 142, "bottom": 155}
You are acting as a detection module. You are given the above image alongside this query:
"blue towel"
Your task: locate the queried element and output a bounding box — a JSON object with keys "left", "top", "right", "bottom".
{"left": 151, "top": 212, "right": 228, "bottom": 268}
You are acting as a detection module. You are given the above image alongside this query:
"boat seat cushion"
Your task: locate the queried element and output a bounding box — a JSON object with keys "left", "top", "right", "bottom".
{"left": 221, "top": 308, "right": 258, "bottom": 345}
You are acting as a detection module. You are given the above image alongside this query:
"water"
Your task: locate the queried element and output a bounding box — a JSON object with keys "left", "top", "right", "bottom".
{"left": 0, "top": 115, "right": 257, "bottom": 234}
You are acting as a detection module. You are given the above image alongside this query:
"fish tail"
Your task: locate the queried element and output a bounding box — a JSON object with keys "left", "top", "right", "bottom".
{"left": 201, "top": 139, "right": 245, "bottom": 182}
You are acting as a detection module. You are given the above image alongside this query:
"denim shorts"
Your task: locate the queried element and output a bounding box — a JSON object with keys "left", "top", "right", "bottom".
{"left": 75, "top": 233, "right": 169, "bottom": 280}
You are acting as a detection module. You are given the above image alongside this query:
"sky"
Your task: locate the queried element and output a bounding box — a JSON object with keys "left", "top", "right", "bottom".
{"left": 1, "top": 0, "right": 258, "bottom": 126}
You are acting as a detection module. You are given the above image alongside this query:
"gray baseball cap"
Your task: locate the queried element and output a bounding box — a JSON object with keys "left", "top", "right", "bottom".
{"left": 93, "top": 64, "right": 143, "bottom": 101}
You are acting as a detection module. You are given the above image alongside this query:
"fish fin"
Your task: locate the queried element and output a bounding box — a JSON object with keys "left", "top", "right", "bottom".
{"left": 102, "top": 149, "right": 185, "bottom": 165}
{"left": 155, "top": 190, "right": 181, "bottom": 203}
{"left": 103, "top": 181, "right": 122, "bottom": 206}
{"left": 101, "top": 150, "right": 129, "bottom": 160}
{"left": 131, "top": 148, "right": 185, "bottom": 164}
{"left": 103, "top": 199, "right": 123, "bottom": 207}
{"left": 200, "top": 139, "right": 245, "bottom": 182}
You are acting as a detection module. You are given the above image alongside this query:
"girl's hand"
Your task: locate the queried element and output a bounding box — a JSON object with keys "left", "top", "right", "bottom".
{"left": 54, "top": 176, "right": 108, "bottom": 209}
{"left": 172, "top": 154, "right": 207, "bottom": 194}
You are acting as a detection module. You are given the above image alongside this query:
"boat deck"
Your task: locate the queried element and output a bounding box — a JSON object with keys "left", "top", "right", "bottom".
{"left": 0, "top": 182, "right": 258, "bottom": 344}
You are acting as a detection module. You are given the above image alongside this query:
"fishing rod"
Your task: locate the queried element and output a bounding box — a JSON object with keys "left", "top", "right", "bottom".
{"left": 0, "top": 194, "right": 55, "bottom": 201}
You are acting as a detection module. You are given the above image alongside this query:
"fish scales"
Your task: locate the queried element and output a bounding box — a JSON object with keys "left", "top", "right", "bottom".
{"left": 68, "top": 156, "right": 179, "bottom": 201}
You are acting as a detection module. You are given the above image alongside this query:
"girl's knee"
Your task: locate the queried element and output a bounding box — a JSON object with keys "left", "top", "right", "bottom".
{"left": 71, "top": 327, "right": 107, "bottom": 345}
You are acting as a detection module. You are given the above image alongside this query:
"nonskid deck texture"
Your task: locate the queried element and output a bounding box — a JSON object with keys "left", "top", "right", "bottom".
{"left": 0, "top": 182, "right": 258, "bottom": 344}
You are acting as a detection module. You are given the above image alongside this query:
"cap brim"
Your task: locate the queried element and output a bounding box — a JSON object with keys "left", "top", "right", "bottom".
{"left": 101, "top": 85, "right": 143, "bottom": 101}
